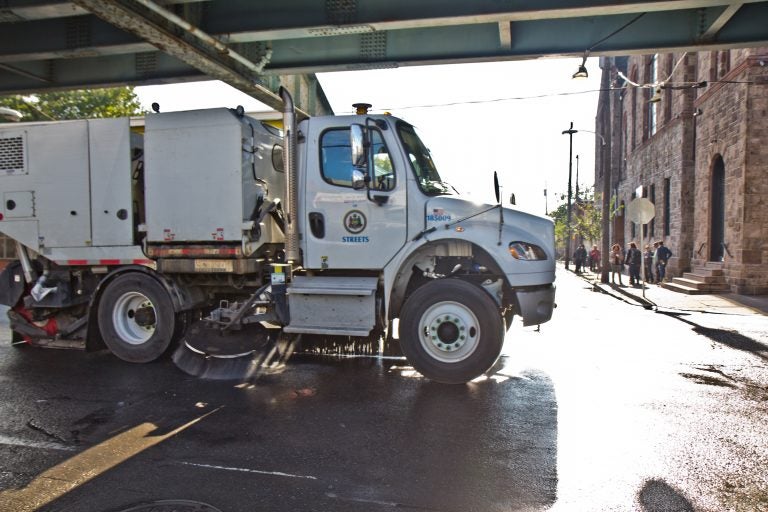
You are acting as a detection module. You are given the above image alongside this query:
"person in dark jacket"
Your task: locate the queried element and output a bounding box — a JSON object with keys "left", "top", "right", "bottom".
{"left": 643, "top": 244, "right": 655, "bottom": 284}
{"left": 573, "top": 244, "right": 587, "bottom": 274}
{"left": 625, "top": 242, "right": 642, "bottom": 287}
{"left": 655, "top": 240, "right": 673, "bottom": 282}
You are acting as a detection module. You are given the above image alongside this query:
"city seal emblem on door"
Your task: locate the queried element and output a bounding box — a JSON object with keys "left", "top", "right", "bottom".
{"left": 343, "top": 210, "right": 367, "bottom": 234}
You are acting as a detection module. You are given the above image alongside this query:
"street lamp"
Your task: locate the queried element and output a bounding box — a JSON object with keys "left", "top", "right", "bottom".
{"left": 578, "top": 129, "right": 607, "bottom": 147}
{"left": 561, "top": 122, "right": 577, "bottom": 271}
{"left": 566, "top": 128, "right": 610, "bottom": 282}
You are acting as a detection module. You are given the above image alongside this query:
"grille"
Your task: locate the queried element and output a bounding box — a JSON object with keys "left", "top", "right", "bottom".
{"left": 135, "top": 52, "right": 158, "bottom": 77}
{"left": 326, "top": 0, "right": 356, "bottom": 25}
{"left": 0, "top": 135, "right": 26, "bottom": 175}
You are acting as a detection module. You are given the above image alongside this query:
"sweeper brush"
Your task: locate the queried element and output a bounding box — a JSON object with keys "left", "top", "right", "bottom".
{"left": 172, "top": 321, "right": 299, "bottom": 381}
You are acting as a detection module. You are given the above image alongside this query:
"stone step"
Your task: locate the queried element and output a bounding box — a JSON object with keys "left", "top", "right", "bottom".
{"left": 661, "top": 281, "right": 709, "bottom": 295}
{"left": 670, "top": 277, "right": 730, "bottom": 292}
{"left": 683, "top": 272, "right": 726, "bottom": 283}
{"left": 690, "top": 267, "right": 724, "bottom": 277}
{"left": 672, "top": 277, "right": 711, "bottom": 289}
{"left": 705, "top": 261, "right": 724, "bottom": 269}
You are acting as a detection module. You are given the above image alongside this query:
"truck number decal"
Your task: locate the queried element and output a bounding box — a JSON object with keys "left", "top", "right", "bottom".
{"left": 426, "top": 208, "right": 451, "bottom": 222}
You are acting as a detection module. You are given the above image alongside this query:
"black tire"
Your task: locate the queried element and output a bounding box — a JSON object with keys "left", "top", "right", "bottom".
{"left": 97, "top": 272, "right": 175, "bottom": 363}
{"left": 399, "top": 279, "right": 504, "bottom": 384}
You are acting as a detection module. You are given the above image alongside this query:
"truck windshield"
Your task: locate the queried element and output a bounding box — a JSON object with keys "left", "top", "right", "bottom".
{"left": 397, "top": 121, "right": 453, "bottom": 196}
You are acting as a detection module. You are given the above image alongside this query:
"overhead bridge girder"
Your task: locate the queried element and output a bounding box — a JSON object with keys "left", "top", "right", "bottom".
{"left": 1, "top": 0, "right": 767, "bottom": 104}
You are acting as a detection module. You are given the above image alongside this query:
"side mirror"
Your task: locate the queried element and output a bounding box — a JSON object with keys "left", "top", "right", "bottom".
{"left": 350, "top": 124, "right": 367, "bottom": 169}
{"left": 509, "top": 193, "right": 516, "bottom": 206}
{"left": 351, "top": 169, "right": 366, "bottom": 190}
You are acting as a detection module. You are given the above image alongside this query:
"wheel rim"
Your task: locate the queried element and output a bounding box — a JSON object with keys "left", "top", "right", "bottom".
{"left": 419, "top": 300, "right": 481, "bottom": 363}
{"left": 112, "top": 291, "right": 156, "bottom": 345}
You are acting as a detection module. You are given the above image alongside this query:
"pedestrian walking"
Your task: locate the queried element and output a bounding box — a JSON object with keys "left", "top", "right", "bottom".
{"left": 589, "top": 245, "right": 601, "bottom": 272}
{"left": 625, "top": 242, "right": 642, "bottom": 287}
{"left": 652, "top": 241, "right": 660, "bottom": 283}
{"left": 574, "top": 244, "right": 587, "bottom": 274}
{"left": 655, "top": 240, "right": 673, "bottom": 282}
{"left": 644, "top": 244, "right": 655, "bottom": 284}
{"left": 610, "top": 243, "right": 624, "bottom": 286}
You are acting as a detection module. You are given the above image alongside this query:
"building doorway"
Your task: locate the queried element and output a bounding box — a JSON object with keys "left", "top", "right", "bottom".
{"left": 710, "top": 155, "right": 726, "bottom": 261}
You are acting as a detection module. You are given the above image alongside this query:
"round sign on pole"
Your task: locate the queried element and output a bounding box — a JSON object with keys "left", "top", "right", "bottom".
{"left": 627, "top": 197, "right": 655, "bottom": 224}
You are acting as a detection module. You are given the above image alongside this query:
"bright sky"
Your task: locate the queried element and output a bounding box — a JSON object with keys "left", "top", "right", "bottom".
{"left": 135, "top": 57, "right": 602, "bottom": 216}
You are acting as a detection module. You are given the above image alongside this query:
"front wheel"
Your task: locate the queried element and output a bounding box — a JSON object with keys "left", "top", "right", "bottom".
{"left": 399, "top": 279, "right": 504, "bottom": 384}
{"left": 97, "top": 272, "right": 175, "bottom": 363}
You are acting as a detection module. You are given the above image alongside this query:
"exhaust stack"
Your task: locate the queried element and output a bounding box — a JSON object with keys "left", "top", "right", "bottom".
{"left": 279, "top": 87, "right": 300, "bottom": 264}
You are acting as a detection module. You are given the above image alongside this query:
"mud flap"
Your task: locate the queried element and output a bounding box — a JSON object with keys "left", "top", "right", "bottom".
{"left": 0, "top": 261, "right": 26, "bottom": 307}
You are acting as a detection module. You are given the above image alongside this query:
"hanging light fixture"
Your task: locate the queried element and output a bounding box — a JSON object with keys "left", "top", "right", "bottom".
{"left": 570, "top": 12, "right": 647, "bottom": 80}
{"left": 572, "top": 53, "right": 589, "bottom": 79}
{"left": 649, "top": 87, "right": 662, "bottom": 103}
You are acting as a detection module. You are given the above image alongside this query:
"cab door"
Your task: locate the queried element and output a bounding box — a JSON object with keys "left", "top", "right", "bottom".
{"left": 303, "top": 118, "right": 406, "bottom": 270}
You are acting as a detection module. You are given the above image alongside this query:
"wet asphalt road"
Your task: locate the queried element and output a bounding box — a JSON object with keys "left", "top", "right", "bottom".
{"left": 0, "top": 268, "right": 766, "bottom": 512}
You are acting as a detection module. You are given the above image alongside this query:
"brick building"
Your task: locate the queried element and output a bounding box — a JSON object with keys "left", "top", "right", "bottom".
{"left": 595, "top": 49, "right": 768, "bottom": 295}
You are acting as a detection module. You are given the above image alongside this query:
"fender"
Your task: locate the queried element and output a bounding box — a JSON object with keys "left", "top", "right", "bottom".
{"left": 384, "top": 198, "right": 555, "bottom": 322}
{"left": 89, "top": 265, "right": 205, "bottom": 314}
{"left": 385, "top": 239, "right": 509, "bottom": 319}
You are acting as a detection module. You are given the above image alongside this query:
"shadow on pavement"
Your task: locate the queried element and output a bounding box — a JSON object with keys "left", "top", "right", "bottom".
{"left": 638, "top": 478, "right": 696, "bottom": 511}
{"left": 579, "top": 273, "right": 768, "bottom": 361}
{"left": 605, "top": 282, "right": 656, "bottom": 309}
{"left": 657, "top": 311, "right": 768, "bottom": 361}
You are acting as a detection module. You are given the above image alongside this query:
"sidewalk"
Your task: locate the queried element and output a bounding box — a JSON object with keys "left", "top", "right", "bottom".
{"left": 563, "top": 264, "right": 768, "bottom": 316}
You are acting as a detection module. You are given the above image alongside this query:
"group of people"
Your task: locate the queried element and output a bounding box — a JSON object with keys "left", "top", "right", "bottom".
{"left": 572, "top": 244, "right": 601, "bottom": 274}
{"left": 609, "top": 240, "right": 673, "bottom": 287}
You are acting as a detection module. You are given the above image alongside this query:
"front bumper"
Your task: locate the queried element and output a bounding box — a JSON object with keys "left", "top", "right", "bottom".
{"left": 516, "top": 284, "right": 556, "bottom": 326}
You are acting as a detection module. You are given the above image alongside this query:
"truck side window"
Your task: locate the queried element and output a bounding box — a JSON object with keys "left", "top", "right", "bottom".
{"left": 320, "top": 128, "right": 395, "bottom": 190}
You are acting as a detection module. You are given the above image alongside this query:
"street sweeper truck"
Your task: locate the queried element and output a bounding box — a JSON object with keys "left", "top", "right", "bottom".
{"left": 0, "top": 88, "right": 555, "bottom": 384}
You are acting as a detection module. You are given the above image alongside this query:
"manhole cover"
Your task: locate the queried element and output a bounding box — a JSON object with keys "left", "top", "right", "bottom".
{"left": 113, "top": 500, "right": 223, "bottom": 512}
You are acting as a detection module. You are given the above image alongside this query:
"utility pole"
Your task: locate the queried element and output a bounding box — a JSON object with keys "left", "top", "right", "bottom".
{"left": 600, "top": 61, "right": 615, "bottom": 284}
{"left": 562, "top": 122, "right": 578, "bottom": 271}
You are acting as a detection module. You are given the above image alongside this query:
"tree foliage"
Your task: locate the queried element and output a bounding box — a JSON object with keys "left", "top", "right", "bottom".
{"left": 573, "top": 197, "right": 602, "bottom": 244}
{"left": 0, "top": 87, "right": 144, "bottom": 121}
{"left": 548, "top": 186, "right": 602, "bottom": 256}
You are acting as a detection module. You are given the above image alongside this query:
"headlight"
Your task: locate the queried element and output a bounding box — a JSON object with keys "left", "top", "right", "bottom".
{"left": 508, "top": 242, "right": 547, "bottom": 261}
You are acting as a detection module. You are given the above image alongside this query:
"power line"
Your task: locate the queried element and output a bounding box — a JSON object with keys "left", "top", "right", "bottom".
{"left": 336, "top": 79, "right": 762, "bottom": 113}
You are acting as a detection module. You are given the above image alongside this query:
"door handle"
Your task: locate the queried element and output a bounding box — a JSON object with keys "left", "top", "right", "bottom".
{"left": 309, "top": 212, "right": 325, "bottom": 239}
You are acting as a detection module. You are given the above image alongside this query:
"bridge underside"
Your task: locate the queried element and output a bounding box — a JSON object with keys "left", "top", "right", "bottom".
{"left": 1, "top": 0, "right": 767, "bottom": 113}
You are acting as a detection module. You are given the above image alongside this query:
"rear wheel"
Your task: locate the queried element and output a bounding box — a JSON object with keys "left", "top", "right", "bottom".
{"left": 399, "top": 279, "right": 504, "bottom": 384}
{"left": 98, "top": 272, "right": 175, "bottom": 363}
